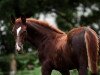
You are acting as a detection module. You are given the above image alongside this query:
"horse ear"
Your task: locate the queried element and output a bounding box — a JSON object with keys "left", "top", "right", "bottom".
{"left": 21, "top": 14, "right": 26, "bottom": 24}
{"left": 10, "top": 15, "right": 15, "bottom": 24}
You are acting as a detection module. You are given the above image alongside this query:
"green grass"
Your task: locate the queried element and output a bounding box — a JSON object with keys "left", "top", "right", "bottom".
{"left": 0, "top": 67, "right": 99, "bottom": 75}
{"left": 16, "top": 67, "right": 79, "bottom": 75}
{"left": 16, "top": 67, "right": 61, "bottom": 75}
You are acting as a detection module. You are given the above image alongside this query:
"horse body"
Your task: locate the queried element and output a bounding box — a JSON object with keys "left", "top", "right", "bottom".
{"left": 26, "top": 19, "right": 76, "bottom": 70}
{"left": 11, "top": 16, "right": 99, "bottom": 75}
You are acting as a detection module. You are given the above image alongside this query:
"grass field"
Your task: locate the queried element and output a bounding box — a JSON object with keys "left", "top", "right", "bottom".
{"left": 0, "top": 66, "right": 100, "bottom": 75}
{"left": 16, "top": 67, "right": 100, "bottom": 75}
{"left": 16, "top": 67, "right": 78, "bottom": 75}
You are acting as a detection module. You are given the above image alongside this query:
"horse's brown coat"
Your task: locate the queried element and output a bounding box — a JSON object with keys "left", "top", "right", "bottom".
{"left": 11, "top": 16, "right": 99, "bottom": 75}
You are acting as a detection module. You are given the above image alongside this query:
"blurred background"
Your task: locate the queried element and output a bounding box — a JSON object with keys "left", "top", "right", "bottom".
{"left": 0, "top": 0, "right": 100, "bottom": 75}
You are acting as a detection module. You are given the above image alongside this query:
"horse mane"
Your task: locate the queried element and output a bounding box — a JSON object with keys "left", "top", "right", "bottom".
{"left": 16, "top": 18, "right": 64, "bottom": 34}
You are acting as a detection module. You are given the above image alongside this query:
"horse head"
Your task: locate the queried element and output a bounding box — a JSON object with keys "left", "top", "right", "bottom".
{"left": 11, "top": 15, "right": 27, "bottom": 53}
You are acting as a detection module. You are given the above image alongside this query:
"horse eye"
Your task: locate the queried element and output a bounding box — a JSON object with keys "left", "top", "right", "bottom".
{"left": 12, "top": 29, "right": 14, "bottom": 33}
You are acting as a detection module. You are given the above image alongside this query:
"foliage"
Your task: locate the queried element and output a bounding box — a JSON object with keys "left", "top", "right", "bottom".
{"left": 0, "top": 0, "right": 100, "bottom": 26}
{"left": 0, "top": 0, "right": 100, "bottom": 54}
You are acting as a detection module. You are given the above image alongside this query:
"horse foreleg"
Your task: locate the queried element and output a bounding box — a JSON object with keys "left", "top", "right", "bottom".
{"left": 78, "top": 66, "right": 88, "bottom": 75}
{"left": 41, "top": 61, "right": 53, "bottom": 75}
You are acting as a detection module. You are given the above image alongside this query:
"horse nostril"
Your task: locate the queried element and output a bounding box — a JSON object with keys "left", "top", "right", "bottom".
{"left": 16, "top": 45, "right": 24, "bottom": 54}
{"left": 17, "top": 50, "right": 22, "bottom": 54}
{"left": 17, "top": 49, "right": 24, "bottom": 54}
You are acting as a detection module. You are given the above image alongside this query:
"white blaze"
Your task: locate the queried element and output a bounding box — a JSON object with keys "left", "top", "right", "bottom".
{"left": 16, "top": 42, "right": 21, "bottom": 51}
{"left": 16, "top": 27, "right": 21, "bottom": 51}
{"left": 17, "top": 27, "right": 21, "bottom": 36}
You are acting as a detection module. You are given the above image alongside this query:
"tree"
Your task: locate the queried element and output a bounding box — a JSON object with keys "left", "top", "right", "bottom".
{"left": 0, "top": 0, "right": 100, "bottom": 31}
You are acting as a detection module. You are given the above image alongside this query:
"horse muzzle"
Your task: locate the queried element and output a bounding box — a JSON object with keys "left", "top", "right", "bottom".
{"left": 15, "top": 42, "right": 24, "bottom": 54}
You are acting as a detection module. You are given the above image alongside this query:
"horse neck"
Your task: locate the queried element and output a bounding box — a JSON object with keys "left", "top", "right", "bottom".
{"left": 26, "top": 22, "right": 62, "bottom": 49}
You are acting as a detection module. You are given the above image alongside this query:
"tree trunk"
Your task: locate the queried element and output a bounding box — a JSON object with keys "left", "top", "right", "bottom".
{"left": 9, "top": 54, "right": 17, "bottom": 75}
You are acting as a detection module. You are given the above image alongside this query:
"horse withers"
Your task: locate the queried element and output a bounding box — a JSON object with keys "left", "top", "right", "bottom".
{"left": 11, "top": 15, "right": 99, "bottom": 75}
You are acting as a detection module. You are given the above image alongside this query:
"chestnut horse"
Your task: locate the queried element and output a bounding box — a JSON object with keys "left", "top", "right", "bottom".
{"left": 11, "top": 15, "right": 99, "bottom": 75}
